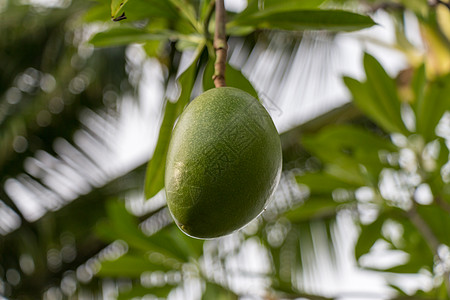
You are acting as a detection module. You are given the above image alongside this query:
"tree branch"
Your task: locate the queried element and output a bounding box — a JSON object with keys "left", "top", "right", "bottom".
{"left": 213, "top": 0, "right": 227, "bottom": 87}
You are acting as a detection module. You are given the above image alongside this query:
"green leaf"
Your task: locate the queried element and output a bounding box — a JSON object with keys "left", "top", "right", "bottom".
{"left": 302, "top": 125, "right": 396, "bottom": 185}
{"left": 344, "top": 77, "right": 400, "bottom": 134}
{"left": 83, "top": 1, "right": 111, "bottom": 22}
{"left": 145, "top": 225, "right": 204, "bottom": 262}
{"left": 111, "top": 0, "right": 129, "bottom": 19}
{"left": 363, "top": 53, "right": 408, "bottom": 134}
{"left": 202, "top": 282, "right": 238, "bottom": 300}
{"left": 90, "top": 27, "right": 172, "bottom": 47}
{"left": 169, "top": 0, "right": 200, "bottom": 32}
{"left": 415, "top": 73, "right": 450, "bottom": 142}
{"left": 97, "top": 201, "right": 193, "bottom": 264}
{"left": 144, "top": 47, "right": 203, "bottom": 200}
{"left": 355, "top": 216, "right": 385, "bottom": 261}
{"left": 417, "top": 204, "right": 450, "bottom": 246}
{"left": 97, "top": 254, "right": 172, "bottom": 277}
{"left": 229, "top": 10, "right": 376, "bottom": 32}
{"left": 284, "top": 197, "right": 341, "bottom": 223}
{"left": 143, "top": 102, "right": 180, "bottom": 200}
{"left": 110, "top": 0, "right": 179, "bottom": 21}
{"left": 202, "top": 60, "right": 258, "bottom": 99}
{"left": 296, "top": 172, "right": 358, "bottom": 195}
{"left": 410, "top": 64, "right": 426, "bottom": 116}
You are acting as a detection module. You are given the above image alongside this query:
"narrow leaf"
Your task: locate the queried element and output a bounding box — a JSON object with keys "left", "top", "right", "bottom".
{"left": 90, "top": 27, "right": 172, "bottom": 47}
{"left": 97, "top": 254, "right": 172, "bottom": 277}
{"left": 144, "top": 49, "right": 201, "bottom": 200}
{"left": 410, "top": 64, "right": 426, "bottom": 115}
{"left": 296, "top": 172, "right": 357, "bottom": 195}
{"left": 229, "top": 10, "right": 375, "bottom": 32}
{"left": 284, "top": 198, "right": 341, "bottom": 223}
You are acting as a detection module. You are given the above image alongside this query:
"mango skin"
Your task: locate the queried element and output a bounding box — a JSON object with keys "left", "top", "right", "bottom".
{"left": 165, "top": 87, "right": 282, "bottom": 239}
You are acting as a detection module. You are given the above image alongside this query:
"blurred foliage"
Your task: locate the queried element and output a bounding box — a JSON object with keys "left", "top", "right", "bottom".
{"left": 1, "top": 0, "right": 450, "bottom": 299}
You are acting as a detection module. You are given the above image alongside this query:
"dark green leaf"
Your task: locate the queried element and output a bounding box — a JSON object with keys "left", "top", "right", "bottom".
{"left": 410, "top": 64, "right": 426, "bottom": 116}
{"left": 97, "top": 201, "right": 191, "bottom": 263}
{"left": 355, "top": 216, "right": 385, "bottom": 260}
{"left": 229, "top": 10, "right": 376, "bottom": 32}
{"left": 90, "top": 27, "right": 172, "bottom": 47}
{"left": 296, "top": 172, "right": 358, "bottom": 195}
{"left": 284, "top": 197, "right": 341, "bottom": 222}
{"left": 144, "top": 51, "right": 201, "bottom": 200}
{"left": 202, "top": 282, "right": 238, "bottom": 300}
{"left": 417, "top": 204, "right": 450, "bottom": 246}
{"left": 97, "top": 254, "right": 172, "bottom": 277}
{"left": 144, "top": 225, "right": 204, "bottom": 262}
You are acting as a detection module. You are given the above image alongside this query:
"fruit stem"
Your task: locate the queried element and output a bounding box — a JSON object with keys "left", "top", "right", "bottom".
{"left": 213, "top": 0, "right": 227, "bottom": 87}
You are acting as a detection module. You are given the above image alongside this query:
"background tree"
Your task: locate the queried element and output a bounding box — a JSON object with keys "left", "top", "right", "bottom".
{"left": 0, "top": 0, "right": 449, "bottom": 299}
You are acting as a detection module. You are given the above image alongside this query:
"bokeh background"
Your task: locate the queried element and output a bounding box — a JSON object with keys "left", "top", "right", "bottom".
{"left": 1, "top": 0, "right": 450, "bottom": 299}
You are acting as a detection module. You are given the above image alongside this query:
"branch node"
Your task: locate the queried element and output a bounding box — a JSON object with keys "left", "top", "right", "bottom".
{"left": 213, "top": 0, "right": 227, "bottom": 88}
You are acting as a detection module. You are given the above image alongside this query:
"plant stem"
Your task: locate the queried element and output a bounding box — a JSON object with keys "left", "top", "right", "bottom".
{"left": 213, "top": 0, "right": 227, "bottom": 87}
{"left": 407, "top": 203, "right": 450, "bottom": 295}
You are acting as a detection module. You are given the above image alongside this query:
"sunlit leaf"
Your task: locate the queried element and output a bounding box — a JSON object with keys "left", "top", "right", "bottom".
{"left": 111, "top": 0, "right": 129, "bottom": 19}
{"left": 229, "top": 10, "right": 375, "bottom": 32}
